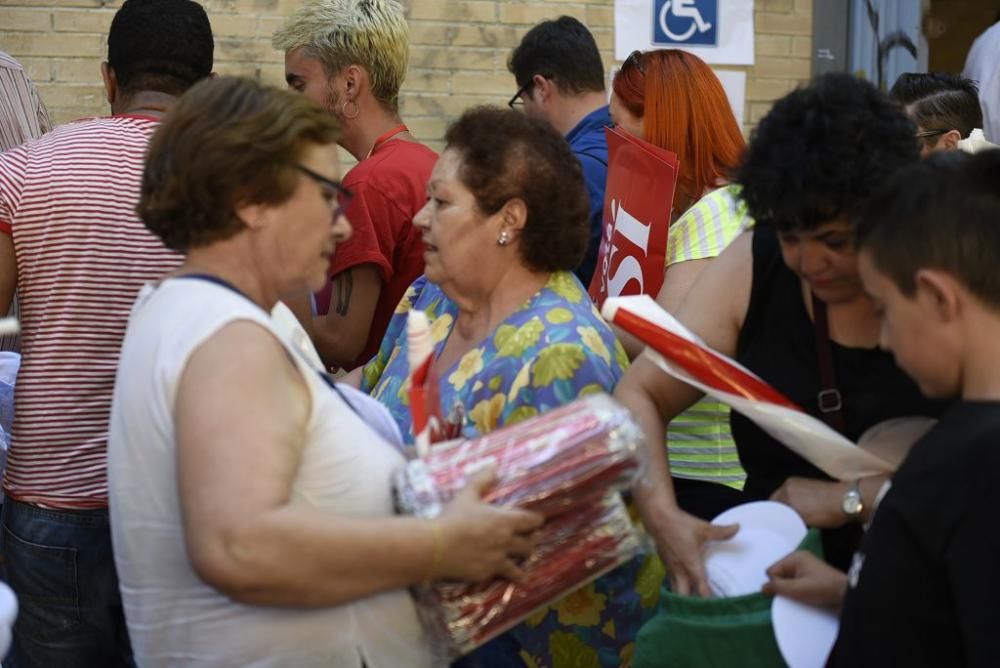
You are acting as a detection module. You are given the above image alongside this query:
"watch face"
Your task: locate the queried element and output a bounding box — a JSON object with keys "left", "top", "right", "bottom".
{"left": 842, "top": 493, "right": 863, "bottom": 516}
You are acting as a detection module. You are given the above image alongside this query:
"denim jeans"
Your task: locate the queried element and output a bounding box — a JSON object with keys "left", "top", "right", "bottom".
{"left": 0, "top": 499, "right": 133, "bottom": 668}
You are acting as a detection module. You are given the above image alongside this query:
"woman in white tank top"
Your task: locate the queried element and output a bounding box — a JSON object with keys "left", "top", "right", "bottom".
{"left": 108, "top": 77, "right": 542, "bottom": 668}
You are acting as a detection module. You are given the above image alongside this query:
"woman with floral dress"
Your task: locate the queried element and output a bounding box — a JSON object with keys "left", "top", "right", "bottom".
{"left": 350, "top": 107, "right": 659, "bottom": 667}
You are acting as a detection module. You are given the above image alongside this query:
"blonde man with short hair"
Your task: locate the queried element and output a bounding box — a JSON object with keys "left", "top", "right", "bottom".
{"left": 274, "top": 0, "right": 436, "bottom": 372}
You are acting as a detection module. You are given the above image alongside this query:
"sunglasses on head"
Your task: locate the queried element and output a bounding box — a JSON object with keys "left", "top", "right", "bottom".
{"left": 625, "top": 50, "right": 645, "bottom": 74}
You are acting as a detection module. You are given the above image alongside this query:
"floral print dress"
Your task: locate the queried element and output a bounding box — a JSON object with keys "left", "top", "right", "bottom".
{"left": 361, "top": 271, "right": 663, "bottom": 668}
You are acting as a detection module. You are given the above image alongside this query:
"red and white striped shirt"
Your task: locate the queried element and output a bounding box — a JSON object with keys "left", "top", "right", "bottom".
{"left": 0, "top": 115, "right": 181, "bottom": 509}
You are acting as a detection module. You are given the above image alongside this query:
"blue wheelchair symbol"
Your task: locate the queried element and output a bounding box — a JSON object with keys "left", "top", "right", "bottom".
{"left": 652, "top": 0, "right": 718, "bottom": 46}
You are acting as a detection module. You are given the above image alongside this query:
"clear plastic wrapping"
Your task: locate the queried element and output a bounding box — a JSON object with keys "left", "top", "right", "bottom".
{"left": 396, "top": 393, "right": 645, "bottom": 517}
{"left": 394, "top": 393, "right": 648, "bottom": 657}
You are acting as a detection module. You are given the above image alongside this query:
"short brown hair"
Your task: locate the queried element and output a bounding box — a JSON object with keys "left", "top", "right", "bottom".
{"left": 507, "top": 16, "right": 605, "bottom": 95}
{"left": 139, "top": 76, "right": 340, "bottom": 252}
{"left": 444, "top": 106, "right": 589, "bottom": 273}
{"left": 857, "top": 150, "right": 1000, "bottom": 307}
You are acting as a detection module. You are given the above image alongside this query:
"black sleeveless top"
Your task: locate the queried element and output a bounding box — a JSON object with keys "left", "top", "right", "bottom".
{"left": 731, "top": 227, "right": 946, "bottom": 565}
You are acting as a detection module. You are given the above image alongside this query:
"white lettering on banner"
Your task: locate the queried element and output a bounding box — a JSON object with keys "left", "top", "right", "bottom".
{"left": 602, "top": 199, "right": 653, "bottom": 297}
{"left": 608, "top": 255, "right": 645, "bottom": 296}
{"left": 614, "top": 200, "right": 651, "bottom": 250}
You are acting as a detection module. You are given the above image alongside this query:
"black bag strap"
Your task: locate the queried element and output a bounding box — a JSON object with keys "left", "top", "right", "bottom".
{"left": 811, "top": 292, "right": 847, "bottom": 435}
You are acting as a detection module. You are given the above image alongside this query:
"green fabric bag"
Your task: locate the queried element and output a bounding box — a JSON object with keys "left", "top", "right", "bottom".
{"left": 633, "top": 529, "right": 824, "bottom": 668}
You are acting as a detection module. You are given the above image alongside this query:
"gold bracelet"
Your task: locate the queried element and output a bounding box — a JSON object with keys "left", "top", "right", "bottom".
{"left": 423, "top": 520, "right": 443, "bottom": 584}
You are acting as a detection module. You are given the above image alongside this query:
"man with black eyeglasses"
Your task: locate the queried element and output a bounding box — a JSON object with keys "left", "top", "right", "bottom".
{"left": 508, "top": 16, "right": 610, "bottom": 286}
{"left": 889, "top": 72, "right": 990, "bottom": 156}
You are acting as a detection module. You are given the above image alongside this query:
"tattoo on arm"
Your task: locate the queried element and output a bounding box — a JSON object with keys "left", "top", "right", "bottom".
{"left": 333, "top": 269, "right": 353, "bottom": 316}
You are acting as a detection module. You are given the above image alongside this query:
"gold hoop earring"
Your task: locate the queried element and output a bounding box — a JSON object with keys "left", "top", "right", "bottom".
{"left": 341, "top": 100, "right": 360, "bottom": 120}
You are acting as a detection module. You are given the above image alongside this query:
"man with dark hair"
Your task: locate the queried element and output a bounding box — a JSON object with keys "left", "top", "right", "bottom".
{"left": 889, "top": 72, "right": 984, "bottom": 155}
{"left": 0, "top": 1, "right": 213, "bottom": 664}
{"left": 766, "top": 149, "right": 1000, "bottom": 667}
{"left": 508, "top": 16, "right": 610, "bottom": 285}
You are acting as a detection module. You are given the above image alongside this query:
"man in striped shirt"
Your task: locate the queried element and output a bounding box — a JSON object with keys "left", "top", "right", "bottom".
{"left": 0, "top": 1, "right": 214, "bottom": 665}
{"left": 0, "top": 51, "right": 49, "bottom": 153}
{"left": 0, "top": 50, "right": 51, "bottom": 354}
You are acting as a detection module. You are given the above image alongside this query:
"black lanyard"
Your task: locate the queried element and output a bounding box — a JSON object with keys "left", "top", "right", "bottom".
{"left": 174, "top": 273, "right": 361, "bottom": 417}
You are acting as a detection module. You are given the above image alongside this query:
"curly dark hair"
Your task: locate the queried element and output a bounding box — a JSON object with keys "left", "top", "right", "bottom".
{"left": 737, "top": 73, "right": 919, "bottom": 231}
{"left": 443, "top": 106, "right": 589, "bottom": 273}
{"left": 857, "top": 150, "right": 1000, "bottom": 307}
{"left": 139, "top": 77, "right": 340, "bottom": 252}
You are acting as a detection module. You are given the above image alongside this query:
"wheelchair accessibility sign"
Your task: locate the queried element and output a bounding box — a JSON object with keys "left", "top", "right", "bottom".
{"left": 615, "top": 0, "right": 754, "bottom": 65}
{"left": 653, "top": 0, "right": 718, "bottom": 46}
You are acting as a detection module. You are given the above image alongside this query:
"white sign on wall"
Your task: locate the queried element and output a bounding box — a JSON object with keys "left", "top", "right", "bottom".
{"left": 713, "top": 69, "right": 747, "bottom": 128}
{"left": 615, "top": 0, "right": 756, "bottom": 65}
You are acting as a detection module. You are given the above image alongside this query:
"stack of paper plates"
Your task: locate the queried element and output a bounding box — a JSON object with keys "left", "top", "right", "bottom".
{"left": 704, "top": 501, "right": 807, "bottom": 597}
{"left": 704, "top": 501, "right": 839, "bottom": 667}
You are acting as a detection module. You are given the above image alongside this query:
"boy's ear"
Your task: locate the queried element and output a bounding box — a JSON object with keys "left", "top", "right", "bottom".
{"left": 939, "top": 129, "right": 962, "bottom": 151}
{"left": 914, "top": 268, "right": 960, "bottom": 322}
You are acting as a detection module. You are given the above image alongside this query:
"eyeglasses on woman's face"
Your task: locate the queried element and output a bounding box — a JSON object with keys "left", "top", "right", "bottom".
{"left": 296, "top": 164, "right": 353, "bottom": 221}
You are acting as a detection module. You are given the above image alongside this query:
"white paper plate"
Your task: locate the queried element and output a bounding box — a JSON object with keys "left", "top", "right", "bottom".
{"left": 712, "top": 500, "right": 808, "bottom": 546}
{"left": 772, "top": 595, "right": 839, "bottom": 668}
{"left": 704, "top": 526, "right": 792, "bottom": 596}
{"left": 0, "top": 581, "right": 18, "bottom": 657}
{"left": 0, "top": 582, "right": 17, "bottom": 629}
{"left": 703, "top": 502, "right": 808, "bottom": 597}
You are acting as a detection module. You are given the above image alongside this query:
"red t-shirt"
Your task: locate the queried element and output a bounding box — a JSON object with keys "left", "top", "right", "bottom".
{"left": 317, "top": 138, "right": 436, "bottom": 369}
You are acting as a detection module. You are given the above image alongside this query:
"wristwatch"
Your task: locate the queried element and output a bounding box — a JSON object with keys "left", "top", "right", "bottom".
{"left": 841, "top": 478, "right": 864, "bottom": 520}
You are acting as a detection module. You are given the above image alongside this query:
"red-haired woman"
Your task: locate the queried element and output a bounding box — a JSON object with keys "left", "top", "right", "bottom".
{"left": 610, "top": 49, "right": 753, "bottom": 519}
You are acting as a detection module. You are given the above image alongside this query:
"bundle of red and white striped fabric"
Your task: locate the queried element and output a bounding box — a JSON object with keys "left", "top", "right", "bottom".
{"left": 395, "top": 393, "right": 647, "bottom": 657}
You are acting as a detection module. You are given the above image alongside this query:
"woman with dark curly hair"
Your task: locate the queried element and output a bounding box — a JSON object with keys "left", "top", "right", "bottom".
{"left": 615, "top": 73, "right": 946, "bottom": 605}
{"left": 108, "top": 78, "right": 544, "bottom": 668}
{"left": 351, "top": 106, "right": 650, "bottom": 667}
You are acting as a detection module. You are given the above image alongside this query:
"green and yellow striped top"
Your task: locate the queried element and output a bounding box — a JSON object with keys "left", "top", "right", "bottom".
{"left": 665, "top": 185, "right": 754, "bottom": 488}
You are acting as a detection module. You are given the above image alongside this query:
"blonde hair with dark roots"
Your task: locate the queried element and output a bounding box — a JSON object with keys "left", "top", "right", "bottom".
{"left": 138, "top": 76, "right": 340, "bottom": 252}
{"left": 272, "top": 0, "right": 409, "bottom": 112}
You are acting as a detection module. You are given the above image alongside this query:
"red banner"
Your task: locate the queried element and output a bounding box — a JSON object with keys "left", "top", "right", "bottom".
{"left": 588, "top": 127, "right": 678, "bottom": 308}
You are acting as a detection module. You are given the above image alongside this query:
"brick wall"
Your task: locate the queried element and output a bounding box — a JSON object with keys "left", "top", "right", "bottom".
{"left": 0, "top": 0, "right": 813, "bottom": 151}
